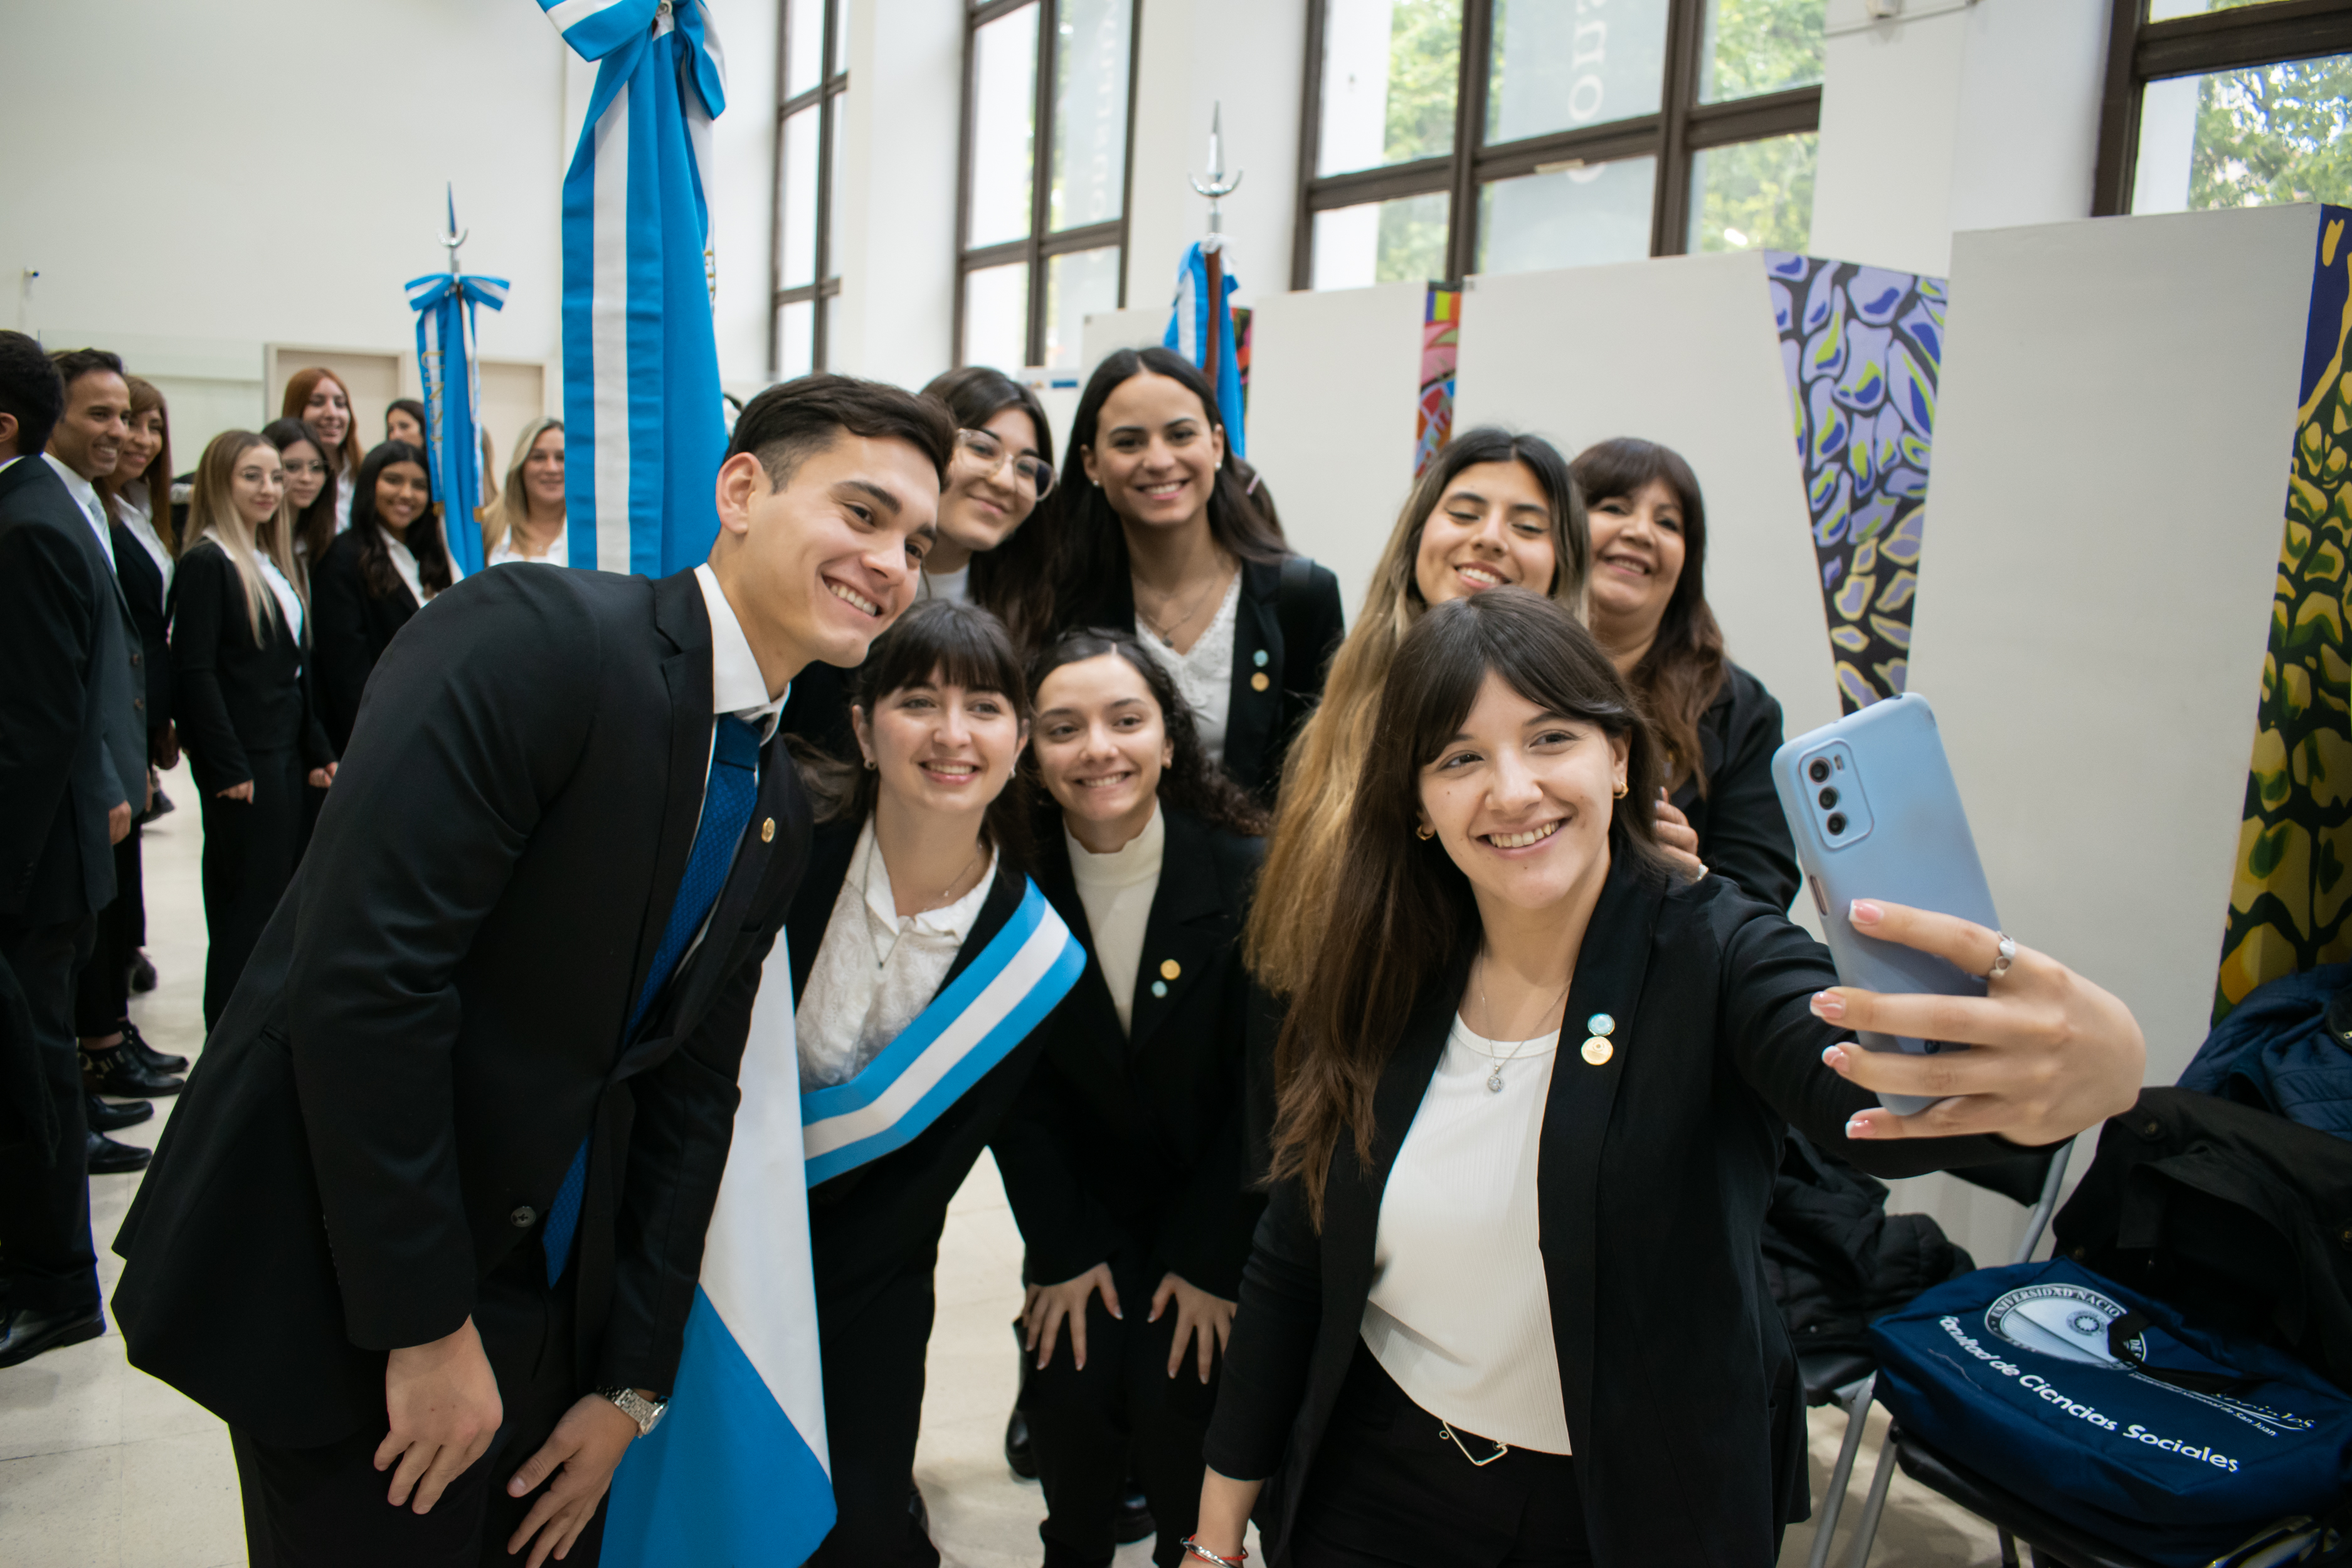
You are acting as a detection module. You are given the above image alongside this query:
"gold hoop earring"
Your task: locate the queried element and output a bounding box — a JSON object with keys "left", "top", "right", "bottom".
{"left": 1613, "top": 781, "right": 1628, "bottom": 799}
{"left": 1416, "top": 824, "right": 1435, "bottom": 840}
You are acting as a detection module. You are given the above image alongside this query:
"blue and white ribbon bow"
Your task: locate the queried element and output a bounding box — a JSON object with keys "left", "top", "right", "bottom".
{"left": 1165, "top": 241, "right": 1247, "bottom": 459}
{"left": 402, "top": 270, "right": 509, "bottom": 578}
{"left": 539, "top": 0, "right": 729, "bottom": 577}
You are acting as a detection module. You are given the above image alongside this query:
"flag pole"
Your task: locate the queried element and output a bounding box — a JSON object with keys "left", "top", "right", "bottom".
{"left": 1187, "top": 104, "right": 1242, "bottom": 375}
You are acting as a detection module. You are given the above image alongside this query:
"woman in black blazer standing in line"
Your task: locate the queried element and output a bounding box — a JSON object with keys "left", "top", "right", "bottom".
{"left": 1041, "top": 348, "right": 1344, "bottom": 807}
{"left": 1182, "top": 589, "right": 2148, "bottom": 1568}
{"left": 999, "top": 627, "right": 1272, "bottom": 1568}
{"left": 1569, "top": 437, "right": 1801, "bottom": 912}
{"left": 310, "top": 440, "right": 453, "bottom": 754}
{"left": 170, "top": 432, "right": 336, "bottom": 1029}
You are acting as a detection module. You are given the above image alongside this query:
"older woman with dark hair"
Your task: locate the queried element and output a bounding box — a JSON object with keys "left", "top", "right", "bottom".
{"left": 1183, "top": 588, "right": 2146, "bottom": 1568}
{"left": 310, "top": 440, "right": 457, "bottom": 753}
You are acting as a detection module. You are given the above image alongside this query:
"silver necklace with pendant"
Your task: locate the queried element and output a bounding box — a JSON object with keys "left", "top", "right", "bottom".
{"left": 1474, "top": 955, "right": 1574, "bottom": 1094}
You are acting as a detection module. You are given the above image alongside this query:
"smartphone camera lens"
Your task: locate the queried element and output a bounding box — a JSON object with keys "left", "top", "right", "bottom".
{"left": 1807, "top": 758, "right": 1831, "bottom": 784}
{"left": 1818, "top": 787, "right": 1838, "bottom": 810}
{"left": 1825, "top": 812, "right": 1849, "bottom": 837}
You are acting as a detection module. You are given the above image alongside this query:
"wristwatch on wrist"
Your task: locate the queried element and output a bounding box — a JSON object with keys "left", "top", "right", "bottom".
{"left": 596, "top": 1386, "right": 669, "bottom": 1437}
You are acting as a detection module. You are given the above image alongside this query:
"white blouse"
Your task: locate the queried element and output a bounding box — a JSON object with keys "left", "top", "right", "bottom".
{"left": 797, "top": 817, "right": 999, "bottom": 1090}
{"left": 1361, "top": 1015, "right": 1573, "bottom": 1454}
{"left": 1138, "top": 570, "right": 1241, "bottom": 767}
{"left": 489, "top": 526, "right": 569, "bottom": 569}
{"left": 258, "top": 558, "right": 305, "bottom": 650}
{"left": 918, "top": 563, "right": 970, "bottom": 605}
{"left": 1064, "top": 803, "right": 1163, "bottom": 1036}
{"left": 332, "top": 459, "right": 354, "bottom": 536}
{"left": 111, "top": 481, "right": 172, "bottom": 591}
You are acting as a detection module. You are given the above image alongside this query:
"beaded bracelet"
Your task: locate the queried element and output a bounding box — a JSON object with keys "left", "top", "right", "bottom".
{"left": 1180, "top": 1537, "right": 1248, "bottom": 1566}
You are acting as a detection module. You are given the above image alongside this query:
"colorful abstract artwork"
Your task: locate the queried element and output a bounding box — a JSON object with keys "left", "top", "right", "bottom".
{"left": 2215, "top": 207, "right": 2352, "bottom": 1022}
{"left": 1416, "top": 286, "right": 1460, "bottom": 479}
{"left": 1765, "top": 252, "right": 1947, "bottom": 713}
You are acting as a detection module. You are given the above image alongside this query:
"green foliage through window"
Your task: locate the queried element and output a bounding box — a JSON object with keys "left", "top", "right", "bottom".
{"left": 1691, "top": 132, "right": 1816, "bottom": 253}
{"left": 1385, "top": 0, "right": 1464, "bottom": 165}
{"left": 2188, "top": 53, "right": 2352, "bottom": 210}
{"left": 1698, "top": 0, "right": 1826, "bottom": 105}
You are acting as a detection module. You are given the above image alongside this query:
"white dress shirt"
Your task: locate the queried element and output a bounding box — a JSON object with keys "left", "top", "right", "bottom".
{"left": 1138, "top": 571, "right": 1240, "bottom": 767}
{"left": 692, "top": 563, "right": 787, "bottom": 741}
{"left": 1360, "top": 1014, "right": 1573, "bottom": 1454}
{"left": 797, "top": 816, "right": 999, "bottom": 1089}
{"left": 1065, "top": 803, "right": 1163, "bottom": 1036}
{"left": 43, "top": 452, "right": 114, "bottom": 569}
{"left": 332, "top": 459, "right": 354, "bottom": 535}
{"left": 112, "top": 480, "right": 172, "bottom": 592}
{"left": 258, "top": 557, "right": 305, "bottom": 649}
{"left": 918, "top": 563, "right": 970, "bottom": 605}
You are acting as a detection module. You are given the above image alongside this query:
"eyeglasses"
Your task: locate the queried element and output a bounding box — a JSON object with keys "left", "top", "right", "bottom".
{"left": 955, "top": 427, "right": 1055, "bottom": 499}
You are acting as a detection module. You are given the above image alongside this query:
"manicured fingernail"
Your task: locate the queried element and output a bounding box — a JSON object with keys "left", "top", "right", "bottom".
{"left": 1849, "top": 899, "right": 1883, "bottom": 926}
{"left": 1821, "top": 1044, "right": 1845, "bottom": 1070}
{"left": 1846, "top": 1116, "right": 1875, "bottom": 1140}
{"left": 1811, "top": 990, "right": 1845, "bottom": 1020}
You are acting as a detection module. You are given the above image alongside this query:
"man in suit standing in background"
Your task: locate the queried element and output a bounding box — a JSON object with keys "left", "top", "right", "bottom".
{"left": 112, "top": 375, "right": 954, "bottom": 1568}
{"left": 0, "top": 331, "right": 147, "bottom": 1370}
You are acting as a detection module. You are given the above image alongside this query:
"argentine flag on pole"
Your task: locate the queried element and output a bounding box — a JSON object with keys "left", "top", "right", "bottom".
{"left": 1165, "top": 241, "right": 1246, "bottom": 459}
{"left": 542, "top": 0, "right": 730, "bottom": 577}
{"left": 601, "top": 941, "right": 837, "bottom": 1564}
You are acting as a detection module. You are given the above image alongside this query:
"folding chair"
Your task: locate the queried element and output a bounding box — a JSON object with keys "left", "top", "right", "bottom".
{"left": 1801, "top": 1134, "right": 2082, "bottom": 1568}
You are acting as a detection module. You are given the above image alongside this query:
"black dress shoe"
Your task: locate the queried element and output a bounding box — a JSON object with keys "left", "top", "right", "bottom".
{"left": 118, "top": 1020, "right": 185, "bottom": 1075}
{"left": 0, "top": 1303, "right": 105, "bottom": 1368}
{"left": 86, "top": 1129, "right": 152, "bottom": 1175}
{"left": 85, "top": 1091, "right": 153, "bottom": 1133}
{"left": 1115, "top": 1488, "right": 1155, "bottom": 1546}
{"left": 81, "top": 1044, "right": 183, "bottom": 1099}
{"left": 1005, "top": 1405, "right": 1037, "bottom": 1479}
{"left": 127, "top": 950, "right": 159, "bottom": 994}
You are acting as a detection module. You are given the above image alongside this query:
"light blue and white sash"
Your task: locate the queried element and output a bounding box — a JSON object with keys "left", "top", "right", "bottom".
{"left": 803, "top": 878, "right": 1085, "bottom": 1186}
{"left": 403, "top": 267, "right": 509, "bottom": 578}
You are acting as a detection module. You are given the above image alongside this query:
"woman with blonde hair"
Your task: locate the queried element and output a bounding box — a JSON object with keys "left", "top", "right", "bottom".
{"left": 1245, "top": 427, "right": 1589, "bottom": 996}
{"left": 482, "top": 416, "right": 567, "bottom": 566}
{"left": 278, "top": 367, "right": 364, "bottom": 534}
{"left": 170, "top": 431, "right": 336, "bottom": 1029}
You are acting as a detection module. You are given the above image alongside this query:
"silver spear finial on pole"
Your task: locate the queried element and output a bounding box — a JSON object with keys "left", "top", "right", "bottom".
{"left": 440, "top": 183, "right": 469, "bottom": 276}
{"left": 1187, "top": 103, "right": 1244, "bottom": 248}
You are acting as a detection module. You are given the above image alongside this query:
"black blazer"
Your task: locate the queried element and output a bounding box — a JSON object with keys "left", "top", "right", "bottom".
{"left": 1671, "top": 662, "right": 1801, "bottom": 915}
{"left": 167, "top": 541, "right": 334, "bottom": 796}
{"left": 1059, "top": 556, "right": 1346, "bottom": 805}
{"left": 1200, "top": 862, "right": 2030, "bottom": 1567}
{"left": 110, "top": 517, "right": 174, "bottom": 747}
{"left": 310, "top": 528, "right": 420, "bottom": 755}
{"left": 786, "top": 817, "right": 1043, "bottom": 1298}
{"left": 0, "top": 457, "right": 136, "bottom": 921}
{"left": 993, "top": 807, "right": 1271, "bottom": 1298}
{"left": 113, "top": 566, "right": 815, "bottom": 1448}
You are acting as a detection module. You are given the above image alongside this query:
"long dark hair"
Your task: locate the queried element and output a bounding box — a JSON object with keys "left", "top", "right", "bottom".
{"left": 1266, "top": 588, "right": 1673, "bottom": 1223}
{"left": 922, "top": 366, "right": 1059, "bottom": 645}
{"left": 1025, "top": 626, "right": 1270, "bottom": 840}
{"left": 347, "top": 440, "right": 452, "bottom": 601}
{"left": 1571, "top": 437, "right": 1726, "bottom": 795}
{"left": 792, "top": 600, "right": 1035, "bottom": 869}
{"left": 1040, "top": 346, "right": 1289, "bottom": 637}
{"left": 261, "top": 417, "right": 339, "bottom": 565}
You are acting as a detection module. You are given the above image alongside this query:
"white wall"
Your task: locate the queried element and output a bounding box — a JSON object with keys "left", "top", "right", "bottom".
{"left": 709, "top": 0, "right": 783, "bottom": 393}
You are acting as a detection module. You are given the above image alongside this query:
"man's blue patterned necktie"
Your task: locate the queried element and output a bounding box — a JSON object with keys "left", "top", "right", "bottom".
{"left": 541, "top": 713, "right": 763, "bottom": 1285}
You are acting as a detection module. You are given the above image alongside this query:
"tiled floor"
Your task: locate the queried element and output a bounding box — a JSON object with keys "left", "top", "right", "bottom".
{"left": 0, "top": 760, "right": 2004, "bottom": 1565}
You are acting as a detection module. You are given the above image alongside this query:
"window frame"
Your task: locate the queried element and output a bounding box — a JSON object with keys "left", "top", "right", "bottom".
{"left": 771, "top": 0, "right": 852, "bottom": 374}
{"left": 953, "top": 0, "right": 1144, "bottom": 369}
{"left": 2092, "top": 0, "right": 2352, "bottom": 215}
{"left": 1290, "top": 0, "right": 1825, "bottom": 290}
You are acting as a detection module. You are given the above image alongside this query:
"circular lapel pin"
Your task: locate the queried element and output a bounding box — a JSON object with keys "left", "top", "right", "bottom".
{"left": 1586, "top": 1013, "right": 1614, "bottom": 1037}
{"left": 760, "top": 818, "right": 776, "bottom": 843}
{"left": 1250, "top": 672, "right": 1271, "bottom": 692}
{"left": 1253, "top": 649, "right": 1269, "bottom": 667}
{"left": 1581, "top": 1037, "right": 1614, "bottom": 1066}
{"left": 1150, "top": 980, "right": 1168, "bottom": 998}
{"left": 1160, "top": 958, "right": 1181, "bottom": 980}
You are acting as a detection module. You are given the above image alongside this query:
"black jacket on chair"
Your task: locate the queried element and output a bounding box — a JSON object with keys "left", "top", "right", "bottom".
{"left": 1200, "top": 862, "right": 2029, "bottom": 1568}
{"left": 310, "top": 528, "right": 420, "bottom": 755}
{"left": 113, "top": 565, "right": 815, "bottom": 1448}
{"left": 0, "top": 457, "right": 139, "bottom": 921}
{"left": 167, "top": 541, "right": 334, "bottom": 797}
{"left": 110, "top": 518, "right": 174, "bottom": 750}
{"left": 1057, "top": 556, "right": 1345, "bottom": 806}
{"left": 993, "top": 807, "right": 1271, "bottom": 1299}
{"left": 1670, "top": 661, "right": 1801, "bottom": 915}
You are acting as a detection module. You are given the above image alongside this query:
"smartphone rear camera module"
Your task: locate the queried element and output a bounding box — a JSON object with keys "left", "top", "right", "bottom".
{"left": 1825, "top": 812, "right": 1849, "bottom": 837}
{"left": 1808, "top": 758, "right": 1831, "bottom": 785}
{"left": 1817, "top": 787, "right": 1838, "bottom": 809}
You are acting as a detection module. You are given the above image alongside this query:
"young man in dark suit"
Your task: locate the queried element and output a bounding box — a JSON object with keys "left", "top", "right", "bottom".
{"left": 112, "top": 376, "right": 955, "bottom": 1567}
{"left": 0, "top": 332, "right": 149, "bottom": 1370}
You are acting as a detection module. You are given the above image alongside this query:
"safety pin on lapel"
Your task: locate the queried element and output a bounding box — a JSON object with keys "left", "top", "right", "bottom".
{"left": 1439, "top": 1420, "right": 1510, "bottom": 1466}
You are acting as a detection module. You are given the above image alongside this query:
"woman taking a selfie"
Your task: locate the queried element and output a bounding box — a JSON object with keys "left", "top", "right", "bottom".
{"left": 1249, "top": 427, "right": 1588, "bottom": 997}
{"left": 1184, "top": 588, "right": 2145, "bottom": 1568}
{"left": 999, "top": 627, "right": 1272, "bottom": 1568}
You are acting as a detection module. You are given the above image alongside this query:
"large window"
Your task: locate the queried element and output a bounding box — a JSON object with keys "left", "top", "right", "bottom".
{"left": 1295, "top": 0, "right": 1824, "bottom": 289}
{"left": 2097, "top": 0, "right": 2352, "bottom": 215}
{"left": 775, "top": 0, "right": 851, "bottom": 375}
{"left": 956, "top": 0, "right": 1140, "bottom": 369}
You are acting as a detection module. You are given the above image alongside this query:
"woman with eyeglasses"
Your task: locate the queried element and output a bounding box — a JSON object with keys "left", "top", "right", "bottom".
{"left": 780, "top": 367, "right": 1059, "bottom": 761}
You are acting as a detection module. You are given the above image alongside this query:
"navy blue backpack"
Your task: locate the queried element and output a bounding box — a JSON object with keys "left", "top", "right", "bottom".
{"left": 1869, "top": 1258, "right": 2352, "bottom": 1565}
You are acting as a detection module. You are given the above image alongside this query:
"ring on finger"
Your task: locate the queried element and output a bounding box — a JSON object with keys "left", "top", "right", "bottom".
{"left": 1978, "top": 930, "right": 2016, "bottom": 983}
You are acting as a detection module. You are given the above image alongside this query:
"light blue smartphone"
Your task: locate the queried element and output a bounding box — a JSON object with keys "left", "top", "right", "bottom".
{"left": 1770, "top": 692, "right": 1999, "bottom": 1117}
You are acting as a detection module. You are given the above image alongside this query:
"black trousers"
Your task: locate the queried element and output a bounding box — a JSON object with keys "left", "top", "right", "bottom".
{"left": 1289, "top": 1347, "right": 1591, "bottom": 1568}
{"left": 229, "top": 1240, "right": 604, "bottom": 1568}
{"left": 199, "top": 748, "right": 304, "bottom": 1030}
{"left": 1023, "top": 1249, "right": 1221, "bottom": 1568}
{"left": 72, "top": 827, "right": 139, "bottom": 1038}
{"left": 805, "top": 1239, "right": 942, "bottom": 1568}
{"left": 0, "top": 916, "right": 100, "bottom": 1315}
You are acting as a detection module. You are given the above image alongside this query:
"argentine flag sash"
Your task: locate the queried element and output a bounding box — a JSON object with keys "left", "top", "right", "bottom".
{"left": 804, "top": 877, "right": 1085, "bottom": 1185}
